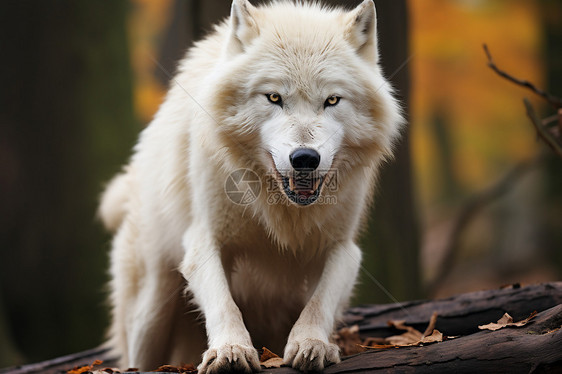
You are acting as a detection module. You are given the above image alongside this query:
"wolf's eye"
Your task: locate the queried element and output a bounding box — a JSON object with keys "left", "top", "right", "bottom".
{"left": 324, "top": 95, "right": 341, "bottom": 107}
{"left": 266, "top": 93, "right": 283, "bottom": 106}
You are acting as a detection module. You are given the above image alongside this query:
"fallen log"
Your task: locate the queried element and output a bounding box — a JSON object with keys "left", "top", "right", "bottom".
{"left": 328, "top": 304, "right": 562, "bottom": 373}
{"left": 345, "top": 282, "right": 562, "bottom": 338}
{"left": 0, "top": 348, "right": 115, "bottom": 374}
{"left": 1, "top": 282, "right": 560, "bottom": 374}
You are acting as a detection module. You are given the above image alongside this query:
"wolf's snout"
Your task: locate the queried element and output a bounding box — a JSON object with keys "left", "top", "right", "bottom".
{"left": 290, "top": 148, "right": 321, "bottom": 172}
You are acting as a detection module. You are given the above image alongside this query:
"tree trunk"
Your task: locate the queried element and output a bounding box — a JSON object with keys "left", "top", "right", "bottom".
{"left": 541, "top": 0, "right": 562, "bottom": 278}
{"left": 355, "top": 0, "right": 422, "bottom": 303}
{"left": 0, "top": 0, "right": 136, "bottom": 363}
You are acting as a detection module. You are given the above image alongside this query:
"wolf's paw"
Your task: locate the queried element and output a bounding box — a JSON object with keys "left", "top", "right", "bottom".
{"left": 283, "top": 338, "right": 340, "bottom": 372}
{"left": 198, "top": 344, "right": 261, "bottom": 374}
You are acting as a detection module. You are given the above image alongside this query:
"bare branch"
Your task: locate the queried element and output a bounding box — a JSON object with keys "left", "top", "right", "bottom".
{"left": 524, "top": 99, "right": 562, "bottom": 158}
{"left": 426, "top": 158, "right": 539, "bottom": 296}
{"left": 483, "top": 44, "right": 562, "bottom": 108}
{"left": 484, "top": 44, "right": 562, "bottom": 159}
{"left": 541, "top": 113, "right": 560, "bottom": 127}
{"left": 428, "top": 45, "right": 562, "bottom": 296}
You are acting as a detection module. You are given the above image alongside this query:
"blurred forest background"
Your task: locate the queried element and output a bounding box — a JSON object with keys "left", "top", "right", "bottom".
{"left": 1, "top": 0, "right": 561, "bottom": 368}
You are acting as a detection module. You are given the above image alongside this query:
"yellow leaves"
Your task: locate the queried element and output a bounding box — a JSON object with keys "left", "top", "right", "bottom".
{"left": 134, "top": 81, "right": 166, "bottom": 124}
{"left": 478, "top": 311, "right": 537, "bottom": 331}
{"left": 410, "top": 0, "right": 544, "bottom": 205}
{"left": 128, "top": 0, "right": 171, "bottom": 124}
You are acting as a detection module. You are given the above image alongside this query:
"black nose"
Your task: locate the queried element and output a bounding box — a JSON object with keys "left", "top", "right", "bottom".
{"left": 290, "top": 148, "right": 321, "bottom": 171}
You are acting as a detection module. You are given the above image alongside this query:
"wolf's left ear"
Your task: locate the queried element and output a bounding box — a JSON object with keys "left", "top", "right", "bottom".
{"left": 227, "top": 0, "right": 259, "bottom": 55}
{"left": 346, "top": 0, "right": 378, "bottom": 63}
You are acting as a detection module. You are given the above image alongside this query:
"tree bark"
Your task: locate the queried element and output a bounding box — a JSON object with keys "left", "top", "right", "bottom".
{"left": 330, "top": 304, "right": 562, "bottom": 373}
{"left": 541, "top": 0, "right": 562, "bottom": 278}
{"left": 345, "top": 282, "right": 562, "bottom": 338}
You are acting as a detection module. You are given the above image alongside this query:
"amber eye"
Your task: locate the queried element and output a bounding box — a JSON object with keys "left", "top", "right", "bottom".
{"left": 266, "top": 93, "right": 283, "bottom": 106}
{"left": 324, "top": 95, "right": 341, "bottom": 107}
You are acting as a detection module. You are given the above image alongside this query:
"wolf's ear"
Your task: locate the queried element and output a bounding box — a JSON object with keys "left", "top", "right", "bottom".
{"left": 345, "top": 0, "right": 378, "bottom": 63}
{"left": 227, "top": 0, "right": 259, "bottom": 55}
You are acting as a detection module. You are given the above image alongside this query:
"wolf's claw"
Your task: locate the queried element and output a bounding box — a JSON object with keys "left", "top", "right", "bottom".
{"left": 284, "top": 338, "right": 340, "bottom": 372}
{"left": 198, "top": 344, "right": 261, "bottom": 373}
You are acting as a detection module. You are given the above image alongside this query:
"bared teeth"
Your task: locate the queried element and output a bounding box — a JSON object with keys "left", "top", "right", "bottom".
{"left": 286, "top": 175, "right": 322, "bottom": 194}
{"left": 313, "top": 178, "right": 321, "bottom": 191}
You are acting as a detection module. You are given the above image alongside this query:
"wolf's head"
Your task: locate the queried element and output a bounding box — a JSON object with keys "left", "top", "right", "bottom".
{"left": 210, "top": 0, "right": 403, "bottom": 207}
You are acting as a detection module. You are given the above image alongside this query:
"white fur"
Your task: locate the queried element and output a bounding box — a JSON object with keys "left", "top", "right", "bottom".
{"left": 100, "top": 1, "right": 403, "bottom": 372}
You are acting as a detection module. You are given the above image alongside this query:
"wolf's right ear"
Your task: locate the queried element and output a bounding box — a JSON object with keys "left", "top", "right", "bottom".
{"left": 227, "top": 0, "right": 259, "bottom": 55}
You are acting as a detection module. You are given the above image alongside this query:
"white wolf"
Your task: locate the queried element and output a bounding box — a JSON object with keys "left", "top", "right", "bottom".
{"left": 99, "top": 0, "right": 402, "bottom": 372}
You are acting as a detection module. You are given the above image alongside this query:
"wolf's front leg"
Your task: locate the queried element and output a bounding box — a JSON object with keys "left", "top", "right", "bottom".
{"left": 284, "top": 241, "right": 361, "bottom": 372}
{"left": 180, "top": 225, "right": 261, "bottom": 374}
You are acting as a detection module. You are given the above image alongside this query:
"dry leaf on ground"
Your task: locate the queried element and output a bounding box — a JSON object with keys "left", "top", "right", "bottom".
{"left": 384, "top": 319, "right": 425, "bottom": 346}
{"left": 478, "top": 311, "right": 537, "bottom": 331}
{"left": 260, "top": 347, "right": 284, "bottom": 368}
{"left": 381, "top": 312, "right": 444, "bottom": 347}
{"left": 337, "top": 311, "right": 449, "bottom": 351}
{"left": 67, "top": 365, "right": 92, "bottom": 374}
{"left": 333, "top": 325, "right": 366, "bottom": 355}
{"left": 67, "top": 360, "right": 104, "bottom": 374}
{"left": 261, "top": 357, "right": 284, "bottom": 368}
